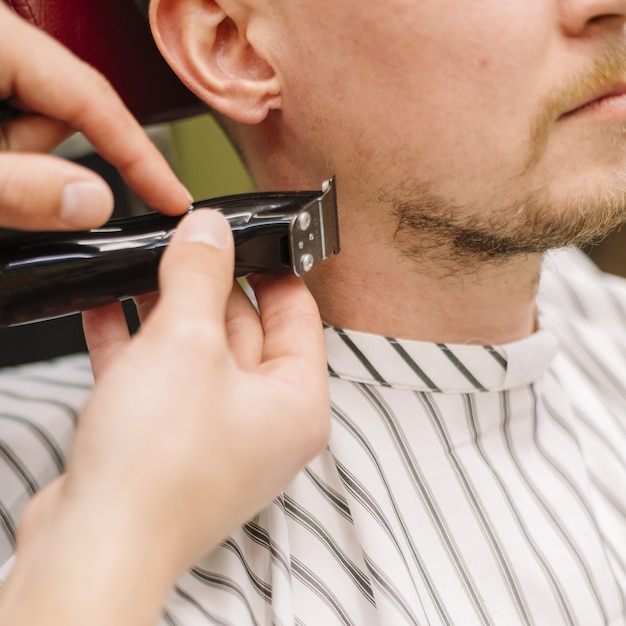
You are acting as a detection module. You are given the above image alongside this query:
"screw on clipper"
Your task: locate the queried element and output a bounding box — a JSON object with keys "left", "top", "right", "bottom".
{"left": 289, "top": 177, "right": 340, "bottom": 276}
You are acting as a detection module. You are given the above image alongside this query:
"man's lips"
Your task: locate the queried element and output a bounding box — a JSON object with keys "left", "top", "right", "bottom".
{"left": 561, "top": 82, "right": 626, "bottom": 118}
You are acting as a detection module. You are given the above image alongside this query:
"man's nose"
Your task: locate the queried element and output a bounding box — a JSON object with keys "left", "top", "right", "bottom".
{"left": 560, "top": 0, "right": 626, "bottom": 36}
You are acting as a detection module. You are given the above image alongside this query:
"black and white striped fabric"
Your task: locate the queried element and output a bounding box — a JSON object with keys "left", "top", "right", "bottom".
{"left": 1, "top": 247, "right": 625, "bottom": 625}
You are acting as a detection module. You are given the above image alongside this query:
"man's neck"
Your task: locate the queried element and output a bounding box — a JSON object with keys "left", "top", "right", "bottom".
{"left": 304, "top": 210, "right": 543, "bottom": 345}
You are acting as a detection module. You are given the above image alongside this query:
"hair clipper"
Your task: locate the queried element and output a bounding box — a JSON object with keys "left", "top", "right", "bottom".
{"left": 0, "top": 178, "right": 339, "bottom": 327}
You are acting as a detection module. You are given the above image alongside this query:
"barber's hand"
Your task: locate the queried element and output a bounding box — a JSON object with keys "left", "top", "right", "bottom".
{"left": 0, "top": 2, "right": 191, "bottom": 231}
{"left": 1, "top": 210, "right": 329, "bottom": 625}
{"left": 79, "top": 209, "right": 330, "bottom": 567}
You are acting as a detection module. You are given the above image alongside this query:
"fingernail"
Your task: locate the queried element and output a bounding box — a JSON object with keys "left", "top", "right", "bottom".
{"left": 178, "top": 210, "right": 232, "bottom": 249}
{"left": 61, "top": 182, "right": 113, "bottom": 228}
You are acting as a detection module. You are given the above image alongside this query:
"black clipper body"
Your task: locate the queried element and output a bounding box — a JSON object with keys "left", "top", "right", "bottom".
{"left": 0, "top": 178, "right": 339, "bottom": 327}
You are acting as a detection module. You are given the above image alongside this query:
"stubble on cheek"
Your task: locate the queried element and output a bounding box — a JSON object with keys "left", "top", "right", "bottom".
{"left": 527, "top": 41, "right": 626, "bottom": 172}
{"left": 374, "top": 42, "right": 626, "bottom": 269}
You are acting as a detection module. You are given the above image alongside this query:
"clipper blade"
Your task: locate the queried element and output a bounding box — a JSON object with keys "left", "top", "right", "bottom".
{"left": 290, "top": 177, "right": 340, "bottom": 276}
{"left": 322, "top": 176, "right": 340, "bottom": 256}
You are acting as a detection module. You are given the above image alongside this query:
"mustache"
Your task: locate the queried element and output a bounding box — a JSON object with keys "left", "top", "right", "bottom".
{"left": 527, "top": 40, "right": 626, "bottom": 169}
{"left": 547, "top": 42, "right": 626, "bottom": 120}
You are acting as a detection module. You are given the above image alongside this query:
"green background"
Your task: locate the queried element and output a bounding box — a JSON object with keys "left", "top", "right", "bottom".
{"left": 169, "top": 115, "right": 253, "bottom": 200}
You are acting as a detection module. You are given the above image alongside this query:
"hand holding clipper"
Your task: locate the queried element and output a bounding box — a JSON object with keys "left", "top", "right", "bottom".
{"left": 0, "top": 178, "right": 339, "bottom": 327}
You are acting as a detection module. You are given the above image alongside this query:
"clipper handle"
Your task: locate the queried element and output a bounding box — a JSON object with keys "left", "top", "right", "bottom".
{"left": 0, "top": 187, "right": 333, "bottom": 327}
{"left": 0, "top": 232, "right": 161, "bottom": 327}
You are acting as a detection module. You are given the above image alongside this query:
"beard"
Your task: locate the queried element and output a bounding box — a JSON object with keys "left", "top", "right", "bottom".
{"left": 387, "top": 176, "right": 626, "bottom": 265}
{"left": 388, "top": 41, "right": 626, "bottom": 268}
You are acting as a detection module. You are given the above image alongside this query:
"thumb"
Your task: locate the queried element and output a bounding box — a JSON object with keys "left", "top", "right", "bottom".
{"left": 0, "top": 153, "right": 113, "bottom": 231}
{"left": 155, "top": 209, "right": 235, "bottom": 325}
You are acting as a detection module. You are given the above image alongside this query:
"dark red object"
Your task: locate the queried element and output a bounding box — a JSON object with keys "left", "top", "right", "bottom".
{"left": 3, "top": 0, "right": 205, "bottom": 125}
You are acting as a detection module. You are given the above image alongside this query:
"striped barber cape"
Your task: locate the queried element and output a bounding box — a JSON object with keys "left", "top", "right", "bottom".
{"left": 0, "top": 246, "right": 625, "bottom": 625}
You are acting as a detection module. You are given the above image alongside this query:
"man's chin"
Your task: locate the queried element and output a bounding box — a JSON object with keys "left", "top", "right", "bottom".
{"left": 394, "top": 202, "right": 626, "bottom": 265}
{"left": 510, "top": 198, "right": 626, "bottom": 256}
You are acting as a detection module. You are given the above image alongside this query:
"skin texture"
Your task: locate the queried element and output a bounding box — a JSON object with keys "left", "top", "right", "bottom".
{"left": 150, "top": 0, "right": 626, "bottom": 344}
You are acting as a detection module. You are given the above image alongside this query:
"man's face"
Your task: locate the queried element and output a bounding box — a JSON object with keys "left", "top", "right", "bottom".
{"left": 263, "top": 0, "right": 626, "bottom": 259}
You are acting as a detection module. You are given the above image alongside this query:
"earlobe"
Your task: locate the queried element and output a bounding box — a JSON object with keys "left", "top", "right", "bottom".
{"left": 149, "top": 0, "right": 282, "bottom": 124}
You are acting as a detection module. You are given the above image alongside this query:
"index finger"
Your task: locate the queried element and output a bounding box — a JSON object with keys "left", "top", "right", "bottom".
{"left": 0, "top": 4, "right": 191, "bottom": 215}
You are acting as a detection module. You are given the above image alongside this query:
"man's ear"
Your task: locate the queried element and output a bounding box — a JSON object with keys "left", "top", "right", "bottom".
{"left": 149, "top": 0, "right": 281, "bottom": 124}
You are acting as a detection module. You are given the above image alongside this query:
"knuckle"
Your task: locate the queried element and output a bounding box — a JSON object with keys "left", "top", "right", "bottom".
{"left": 225, "top": 310, "right": 258, "bottom": 338}
{"left": 162, "top": 316, "right": 225, "bottom": 354}
{"left": 83, "top": 65, "right": 115, "bottom": 100}
{"left": 72, "top": 65, "right": 130, "bottom": 131}
{"left": 166, "top": 245, "right": 230, "bottom": 289}
{"left": 0, "top": 161, "right": 42, "bottom": 222}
